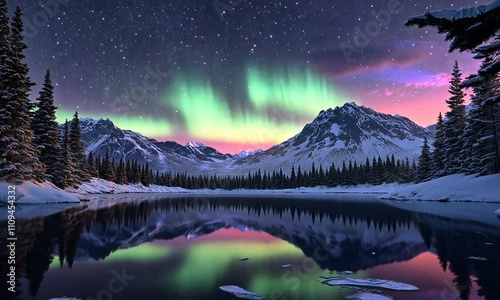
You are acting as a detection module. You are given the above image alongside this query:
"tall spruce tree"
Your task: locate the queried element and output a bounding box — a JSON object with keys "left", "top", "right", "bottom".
{"left": 87, "top": 151, "right": 99, "bottom": 178}
{"left": 69, "top": 112, "right": 90, "bottom": 183}
{"left": 461, "top": 42, "right": 500, "bottom": 175}
{"left": 431, "top": 113, "right": 446, "bottom": 177}
{"left": 417, "top": 138, "right": 432, "bottom": 182}
{"left": 0, "top": 5, "right": 44, "bottom": 182}
{"left": 53, "top": 121, "right": 76, "bottom": 188}
{"left": 32, "top": 70, "right": 61, "bottom": 181}
{"left": 100, "top": 149, "right": 114, "bottom": 181}
{"left": 0, "top": 0, "right": 14, "bottom": 179}
{"left": 443, "top": 61, "right": 467, "bottom": 174}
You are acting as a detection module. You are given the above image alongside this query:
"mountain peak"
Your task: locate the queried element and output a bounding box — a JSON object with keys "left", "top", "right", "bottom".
{"left": 185, "top": 142, "right": 206, "bottom": 148}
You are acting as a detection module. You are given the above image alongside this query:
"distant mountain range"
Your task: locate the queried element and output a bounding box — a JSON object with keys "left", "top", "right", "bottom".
{"left": 69, "top": 102, "right": 434, "bottom": 175}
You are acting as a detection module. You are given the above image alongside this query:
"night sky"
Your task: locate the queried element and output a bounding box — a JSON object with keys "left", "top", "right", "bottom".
{"left": 8, "top": 0, "right": 488, "bottom": 153}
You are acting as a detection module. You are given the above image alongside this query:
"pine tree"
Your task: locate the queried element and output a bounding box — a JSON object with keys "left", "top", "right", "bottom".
{"left": 69, "top": 112, "right": 90, "bottom": 183}
{"left": 100, "top": 149, "right": 114, "bottom": 181}
{"left": 461, "top": 43, "right": 500, "bottom": 175}
{"left": 53, "top": 121, "right": 76, "bottom": 188}
{"left": 407, "top": 3, "right": 500, "bottom": 176}
{"left": 417, "top": 138, "right": 432, "bottom": 182}
{"left": 0, "top": 5, "right": 44, "bottom": 182}
{"left": 116, "top": 158, "right": 127, "bottom": 184}
{"left": 443, "top": 61, "right": 467, "bottom": 175}
{"left": 31, "top": 70, "right": 61, "bottom": 181}
{"left": 431, "top": 113, "right": 446, "bottom": 177}
{"left": 87, "top": 151, "right": 99, "bottom": 178}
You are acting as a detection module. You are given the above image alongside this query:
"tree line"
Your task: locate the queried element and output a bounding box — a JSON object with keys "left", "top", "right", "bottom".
{"left": 95, "top": 154, "right": 417, "bottom": 189}
{"left": 0, "top": 2, "right": 90, "bottom": 188}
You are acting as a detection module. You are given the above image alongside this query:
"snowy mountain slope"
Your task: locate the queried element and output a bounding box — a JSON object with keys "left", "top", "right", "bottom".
{"left": 63, "top": 118, "right": 233, "bottom": 173}
{"left": 69, "top": 103, "right": 433, "bottom": 175}
{"left": 231, "top": 102, "right": 434, "bottom": 174}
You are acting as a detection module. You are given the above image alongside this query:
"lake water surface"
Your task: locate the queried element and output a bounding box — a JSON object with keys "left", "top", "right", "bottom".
{"left": 1, "top": 195, "right": 499, "bottom": 300}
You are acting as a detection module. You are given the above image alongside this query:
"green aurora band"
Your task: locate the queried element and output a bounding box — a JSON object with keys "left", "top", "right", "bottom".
{"left": 165, "top": 66, "right": 353, "bottom": 146}
{"left": 246, "top": 65, "right": 353, "bottom": 117}
{"left": 165, "top": 76, "right": 299, "bottom": 145}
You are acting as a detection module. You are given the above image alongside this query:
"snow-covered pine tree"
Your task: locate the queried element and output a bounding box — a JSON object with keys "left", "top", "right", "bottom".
{"left": 441, "top": 61, "right": 467, "bottom": 174}
{"left": 461, "top": 43, "right": 500, "bottom": 174}
{"left": 431, "top": 113, "right": 446, "bottom": 177}
{"left": 405, "top": 1, "right": 500, "bottom": 53}
{"left": 69, "top": 112, "right": 90, "bottom": 183}
{"left": 0, "top": 0, "right": 14, "bottom": 180}
{"left": 407, "top": 1, "right": 500, "bottom": 175}
{"left": 0, "top": 6, "right": 44, "bottom": 182}
{"left": 417, "top": 138, "right": 432, "bottom": 182}
{"left": 32, "top": 70, "right": 61, "bottom": 181}
{"left": 53, "top": 121, "right": 77, "bottom": 188}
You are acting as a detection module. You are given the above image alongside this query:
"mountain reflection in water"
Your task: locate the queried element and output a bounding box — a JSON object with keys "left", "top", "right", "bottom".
{"left": 1, "top": 196, "right": 499, "bottom": 300}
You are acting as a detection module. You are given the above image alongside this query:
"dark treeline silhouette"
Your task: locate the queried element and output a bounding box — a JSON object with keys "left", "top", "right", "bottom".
{"left": 93, "top": 153, "right": 418, "bottom": 189}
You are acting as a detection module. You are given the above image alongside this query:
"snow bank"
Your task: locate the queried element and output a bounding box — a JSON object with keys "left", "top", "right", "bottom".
{"left": 0, "top": 181, "right": 80, "bottom": 204}
{"left": 66, "top": 178, "right": 188, "bottom": 195}
{"left": 382, "top": 174, "right": 500, "bottom": 202}
{"left": 322, "top": 278, "right": 418, "bottom": 291}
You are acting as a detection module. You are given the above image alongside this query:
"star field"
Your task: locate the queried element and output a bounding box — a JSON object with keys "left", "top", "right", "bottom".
{"left": 8, "top": 0, "right": 489, "bottom": 153}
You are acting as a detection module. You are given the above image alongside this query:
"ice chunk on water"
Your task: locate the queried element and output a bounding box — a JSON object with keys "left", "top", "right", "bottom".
{"left": 495, "top": 209, "right": 500, "bottom": 217}
{"left": 219, "top": 285, "right": 265, "bottom": 300}
{"left": 322, "top": 278, "right": 419, "bottom": 291}
{"left": 467, "top": 256, "right": 488, "bottom": 261}
{"left": 344, "top": 292, "right": 393, "bottom": 300}
{"left": 340, "top": 271, "right": 355, "bottom": 275}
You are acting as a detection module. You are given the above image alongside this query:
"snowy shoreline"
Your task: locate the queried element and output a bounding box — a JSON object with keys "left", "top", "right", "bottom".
{"left": 1, "top": 174, "right": 499, "bottom": 205}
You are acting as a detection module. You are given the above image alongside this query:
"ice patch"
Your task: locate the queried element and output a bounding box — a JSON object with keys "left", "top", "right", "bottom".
{"left": 467, "top": 256, "right": 488, "bottom": 261}
{"left": 219, "top": 285, "right": 264, "bottom": 300}
{"left": 344, "top": 292, "right": 393, "bottom": 300}
{"left": 281, "top": 264, "right": 292, "bottom": 268}
{"left": 322, "top": 278, "right": 419, "bottom": 291}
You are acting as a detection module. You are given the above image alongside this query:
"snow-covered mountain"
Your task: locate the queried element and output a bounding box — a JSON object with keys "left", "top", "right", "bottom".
{"left": 232, "top": 102, "right": 434, "bottom": 174}
{"left": 68, "top": 118, "right": 233, "bottom": 173}
{"left": 235, "top": 149, "right": 263, "bottom": 158}
{"left": 71, "top": 102, "right": 434, "bottom": 174}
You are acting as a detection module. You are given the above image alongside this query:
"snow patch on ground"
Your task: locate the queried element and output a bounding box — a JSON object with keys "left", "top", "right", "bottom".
{"left": 219, "top": 285, "right": 264, "bottom": 299}
{"left": 67, "top": 178, "right": 188, "bottom": 195}
{"left": 382, "top": 174, "right": 500, "bottom": 202}
{"left": 0, "top": 181, "right": 80, "bottom": 204}
{"left": 322, "top": 278, "right": 419, "bottom": 291}
{"left": 344, "top": 292, "right": 393, "bottom": 300}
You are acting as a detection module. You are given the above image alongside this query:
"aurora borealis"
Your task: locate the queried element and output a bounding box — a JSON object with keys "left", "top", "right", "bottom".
{"left": 12, "top": 0, "right": 489, "bottom": 153}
